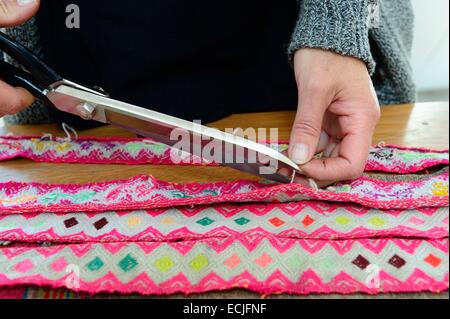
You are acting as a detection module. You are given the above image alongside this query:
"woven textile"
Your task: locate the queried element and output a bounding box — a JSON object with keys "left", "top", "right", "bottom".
{"left": 0, "top": 136, "right": 448, "bottom": 296}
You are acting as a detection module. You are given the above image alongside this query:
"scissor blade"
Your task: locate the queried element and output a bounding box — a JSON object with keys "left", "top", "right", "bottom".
{"left": 47, "top": 83, "right": 299, "bottom": 183}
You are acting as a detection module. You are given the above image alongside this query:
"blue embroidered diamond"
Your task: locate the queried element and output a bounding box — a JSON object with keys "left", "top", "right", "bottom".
{"left": 196, "top": 217, "right": 215, "bottom": 226}
{"left": 86, "top": 256, "right": 104, "bottom": 272}
{"left": 118, "top": 254, "right": 138, "bottom": 272}
{"left": 235, "top": 217, "right": 251, "bottom": 226}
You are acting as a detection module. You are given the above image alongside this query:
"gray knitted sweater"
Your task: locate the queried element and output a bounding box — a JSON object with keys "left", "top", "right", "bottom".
{"left": 4, "top": 0, "right": 416, "bottom": 124}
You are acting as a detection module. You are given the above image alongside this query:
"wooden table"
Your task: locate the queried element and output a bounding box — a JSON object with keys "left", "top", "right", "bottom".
{"left": 0, "top": 102, "right": 449, "bottom": 184}
{"left": 0, "top": 102, "right": 449, "bottom": 299}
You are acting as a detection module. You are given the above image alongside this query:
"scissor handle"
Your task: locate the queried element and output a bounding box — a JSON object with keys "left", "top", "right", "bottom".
{"left": 0, "top": 32, "right": 62, "bottom": 88}
{"left": 0, "top": 60, "right": 51, "bottom": 101}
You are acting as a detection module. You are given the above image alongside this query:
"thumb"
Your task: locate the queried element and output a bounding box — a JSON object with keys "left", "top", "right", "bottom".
{"left": 289, "top": 90, "right": 329, "bottom": 165}
{"left": 0, "top": 0, "right": 40, "bottom": 27}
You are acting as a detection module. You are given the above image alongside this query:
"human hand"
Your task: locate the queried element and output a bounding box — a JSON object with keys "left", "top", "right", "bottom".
{"left": 0, "top": 0, "right": 40, "bottom": 118}
{"left": 288, "top": 48, "right": 380, "bottom": 187}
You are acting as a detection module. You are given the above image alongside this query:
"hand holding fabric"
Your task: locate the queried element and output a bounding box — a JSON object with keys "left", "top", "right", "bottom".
{"left": 289, "top": 48, "right": 380, "bottom": 186}
{"left": 0, "top": 0, "right": 39, "bottom": 118}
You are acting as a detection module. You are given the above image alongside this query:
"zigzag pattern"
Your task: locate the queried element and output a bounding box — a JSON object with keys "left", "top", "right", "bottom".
{"left": 1, "top": 137, "right": 448, "bottom": 173}
{"left": 0, "top": 138, "right": 448, "bottom": 296}
{"left": 1, "top": 169, "right": 448, "bottom": 214}
{"left": 0, "top": 205, "right": 447, "bottom": 243}
{"left": 0, "top": 238, "right": 447, "bottom": 295}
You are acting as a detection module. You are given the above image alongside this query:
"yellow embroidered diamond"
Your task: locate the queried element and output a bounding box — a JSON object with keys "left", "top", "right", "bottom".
{"left": 336, "top": 216, "right": 351, "bottom": 225}
{"left": 190, "top": 255, "right": 209, "bottom": 272}
{"left": 155, "top": 256, "right": 175, "bottom": 272}
{"left": 432, "top": 182, "right": 449, "bottom": 197}
{"left": 368, "top": 217, "right": 387, "bottom": 227}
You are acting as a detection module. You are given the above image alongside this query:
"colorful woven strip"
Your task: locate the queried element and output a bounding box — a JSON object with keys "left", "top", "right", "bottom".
{"left": 0, "top": 136, "right": 448, "bottom": 296}
{"left": 0, "top": 238, "right": 448, "bottom": 295}
{"left": 1, "top": 169, "right": 448, "bottom": 213}
{"left": 0, "top": 136, "right": 448, "bottom": 173}
{"left": 0, "top": 204, "right": 447, "bottom": 243}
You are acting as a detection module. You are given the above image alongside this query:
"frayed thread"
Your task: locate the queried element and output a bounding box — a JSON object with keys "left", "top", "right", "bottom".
{"left": 308, "top": 179, "right": 320, "bottom": 191}
{"left": 57, "top": 123, "right": 79, "bottom": 143}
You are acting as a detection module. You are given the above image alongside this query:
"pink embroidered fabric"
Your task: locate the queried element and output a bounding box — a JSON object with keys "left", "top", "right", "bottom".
{"left": 0, "top": 135, "right": 448, "bottom": 297}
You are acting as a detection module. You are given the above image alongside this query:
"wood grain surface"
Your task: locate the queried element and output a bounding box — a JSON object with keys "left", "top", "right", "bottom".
{"left": 0, "top": 102, "right": 448, "bottom": 184}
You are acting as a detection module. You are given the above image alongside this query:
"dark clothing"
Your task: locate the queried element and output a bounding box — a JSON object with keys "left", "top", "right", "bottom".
{"left": 36, "top": 0, "right": 299, "bottom": 127}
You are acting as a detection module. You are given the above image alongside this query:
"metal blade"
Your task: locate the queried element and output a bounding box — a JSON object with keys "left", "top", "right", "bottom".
{"left": 47, "top": 82, "right": 300, "bottom": 183}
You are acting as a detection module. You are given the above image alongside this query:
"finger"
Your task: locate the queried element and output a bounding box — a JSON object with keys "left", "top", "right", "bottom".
{"left": 0, "top": 80, "right": 34, "bottom": 114}
{"left": 300, "top": 130, "right": 371, "bottom": 182}
{"left": 279, "top": 167, "right": 335, "bottom": 189}
{"left": 289, "top": 88, "right": 331, "bottom": 165}
{"left": 0, "top": 0, "right": 40, "bottom": 27}
{"left": 316, "top": 130, "right": 331, "bottom": 154}
{"left": 323, "top": 140, "right": 339, "bottom": 158}
{"left": 292, "top": 175, "right": 336, "bottom": 189}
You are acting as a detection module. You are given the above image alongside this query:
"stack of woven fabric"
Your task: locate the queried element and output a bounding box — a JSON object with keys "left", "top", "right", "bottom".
{"left": 0, "top": 136, "right": 448, "bottom": 298}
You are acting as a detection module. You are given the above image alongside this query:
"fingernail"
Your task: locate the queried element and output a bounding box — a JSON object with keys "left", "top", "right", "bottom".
{"left": 292, "top": 143, "right": 310, "bottom": 164}
{"left": 324, "top": 142, "right": 338, "bottom": 157}
{"left": 17, "top": 0, "right": 35, "bottom": 6}
{"left": 317, "top": 131, "right": 330, "bottom": 151}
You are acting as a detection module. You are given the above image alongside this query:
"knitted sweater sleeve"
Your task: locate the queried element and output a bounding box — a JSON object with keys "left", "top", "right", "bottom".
{"left": 288, "top": 0, "right": 377, "bottom": 74}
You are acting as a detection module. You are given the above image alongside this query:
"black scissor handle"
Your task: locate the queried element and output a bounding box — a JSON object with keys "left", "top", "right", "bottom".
{"left": 0, "top": 60, "right": 50, "bottom": 102}
{"left": 0, "top": 32, "right": 62, "bottom": 88}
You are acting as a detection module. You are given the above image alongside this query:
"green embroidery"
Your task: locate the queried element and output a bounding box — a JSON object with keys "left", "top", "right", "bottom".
{"left": 125, "top": 142, "right": 168, "bottom": 155}
{"left": 399, "top": 151, "right": 444, "bottom": 162}
{"left": 41, "top": 191, "right": 97, "bottom": 204}
{"left": 197, "top": 217, "right": 215, "bottom": 226}
{"left": 0, "top": 222, "right": 16, "bottom": 229}
{"left": 118, "top": 254, "right": 138, "bottom": 272}
{"left": 171, "top": 191, "right": 191, "bottom": 199}
{"left": 125, "top": 142, "right": 144, "bottom": 153}
{"left": 76, "top": 191, "right": 97, "bottom": 202}
{"left": 86, "top": 257, "right": 105, "bottom": 272}
{"left": 40, "top": 192, "right": 60, "bottom": 204}
{"left": 335, "top": 185, "right": 352, "bottom": 193}
{"left": 235, "top": 217, "right": 251, "bottom": 226}
{"left": 203, "top": 190, "right": 218, "bottom": 196}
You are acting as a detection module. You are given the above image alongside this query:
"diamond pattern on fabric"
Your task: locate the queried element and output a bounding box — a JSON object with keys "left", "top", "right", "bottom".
{"left": 64, "top": 217, "right": 78, "bottom": 228}
{"left": 86, "top": 257, "right": 105, "bottom": 272}
{"left": 155, "top": 256, "right": 175, "bottom": 273}
{"left": 353, "top": 255, "right": 370, "bottom": 270}
{"left": 94, "top": 218, "right": 108, "bottom": 230}
{"left": 0, "top": 138, "right": 448, "bottom": 297}
{"left": 424, "top": 254, "right": 442, "bottom": 268}
{"left": 118, "top": 254, "right": 138, "bottom": 272}
{"left": 190, "top": 255, "right": 209, "bottom": 272}
{"left": 197, "top": 217, "right": 215, "bottom": 227}
{"left": 235, "top": 217, "right": 250, "bottom": 226}
{"left": 389, "top": 255, "right": 406, "bottom": 269}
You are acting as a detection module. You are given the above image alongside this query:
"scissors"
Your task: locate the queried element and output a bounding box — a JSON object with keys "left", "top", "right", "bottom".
{"left": 0, "top": 32, "right": 300, "bottom": 183}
